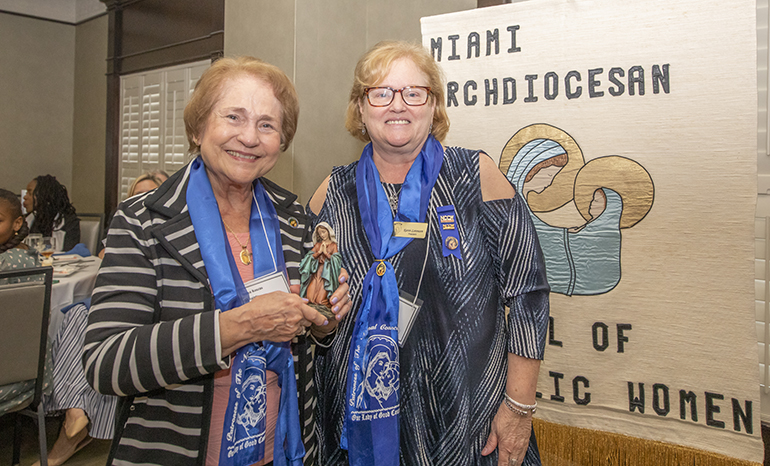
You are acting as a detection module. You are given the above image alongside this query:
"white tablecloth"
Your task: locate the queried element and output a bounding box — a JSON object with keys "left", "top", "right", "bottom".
{"left": 49, "top": 256, "right": 101, "bottom": 339}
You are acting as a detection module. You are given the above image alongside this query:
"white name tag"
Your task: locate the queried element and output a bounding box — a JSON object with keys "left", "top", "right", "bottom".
{"left": 244, "top": 270, "right": 290, "bottom": 300}
{"left": 398, "top": 290, "right": 423, "bottom": 347}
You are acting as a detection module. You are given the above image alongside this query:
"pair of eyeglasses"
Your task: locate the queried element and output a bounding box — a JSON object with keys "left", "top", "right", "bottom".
{"left": 363, "top": 86, "right": 432, "bottom": 107}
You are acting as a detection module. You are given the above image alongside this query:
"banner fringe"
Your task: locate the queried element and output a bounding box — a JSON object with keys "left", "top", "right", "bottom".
{"left": 533, "top": 418, "right": 762, "bottom": 466}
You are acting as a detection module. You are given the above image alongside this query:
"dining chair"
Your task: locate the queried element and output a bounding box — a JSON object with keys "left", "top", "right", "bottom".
{"left": 76, "top": 213, "right": 105, "bottom": 256}
{"left": 0, "top": 266, "right": 53, "bottom": 466}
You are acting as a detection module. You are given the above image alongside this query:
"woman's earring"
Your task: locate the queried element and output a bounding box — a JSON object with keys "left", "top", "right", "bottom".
{"left": 429, "top": 123, "right": 433, "bottom": 133}
{"left": 362, "top": 124, "right": 367, "bottom": 135}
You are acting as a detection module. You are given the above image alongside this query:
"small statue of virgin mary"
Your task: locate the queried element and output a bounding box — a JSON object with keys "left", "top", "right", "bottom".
{"left": 299, "top": 222, "right": 343, "bottom": 319}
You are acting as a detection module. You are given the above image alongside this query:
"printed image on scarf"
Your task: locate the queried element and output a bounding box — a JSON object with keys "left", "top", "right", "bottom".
{"left": 224, "top": 349, "right": 268, "bottom": 462}
{"left": 351, "top": 335, "right": 400, "bottom": 415}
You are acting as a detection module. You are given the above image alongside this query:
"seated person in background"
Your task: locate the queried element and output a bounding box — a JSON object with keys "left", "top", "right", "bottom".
{"left": 24, "top": 175, "right": 80, "bottom": 252}
{"left": 1, "top": 190, "right": 114, "bottom": 466}
{"left": 126, "top": 170, "right": 169, "bottom": 199}
{"left": 0, "top": 188, "right": 115, "bottom": 463}
{"left": 0, "top": 188, "right": 37, "bottom": 280}
{"left": 0, "top": 188, "right": 49, "bottom": 414}
{"left": 31, "top": 300, "right": 118, "bottom": 466}
{"left": 98, "top": 170, "right": 169, "bottom": 258}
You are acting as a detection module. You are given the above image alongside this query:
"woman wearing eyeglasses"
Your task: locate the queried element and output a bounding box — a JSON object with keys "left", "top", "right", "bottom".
{"left": 308, "top": 41, "right": 550, "bottom": 466}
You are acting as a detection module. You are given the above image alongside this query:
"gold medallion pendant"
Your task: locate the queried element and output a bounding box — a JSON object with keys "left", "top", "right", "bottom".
{"left": 376, "top": 261, "right": 387, "bottom": 276}
{"left": 222, "top": 219, "right": 251, "bottom": 266}
{"left": 240, "top": 248, "right": 252, "bottom": 266}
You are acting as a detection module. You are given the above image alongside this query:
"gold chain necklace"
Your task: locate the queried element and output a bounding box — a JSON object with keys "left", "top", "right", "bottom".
{"left": 222, "top": 219, "right": 252, "bottom": 265}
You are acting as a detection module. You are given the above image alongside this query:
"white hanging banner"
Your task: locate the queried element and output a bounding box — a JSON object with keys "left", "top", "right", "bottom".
{"left": 422, "top": 0, "right": 762, "bottom": 462}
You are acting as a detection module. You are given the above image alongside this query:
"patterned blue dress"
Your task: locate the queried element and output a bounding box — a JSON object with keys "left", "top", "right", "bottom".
{"left": 313, "top": 147, "right": 550, "bottom": 465}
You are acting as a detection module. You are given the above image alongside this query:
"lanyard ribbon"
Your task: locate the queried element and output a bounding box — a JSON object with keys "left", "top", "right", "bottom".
{"left": 186, "top": 157, "right": 304, "bottom": 466}
{"left": 342, "top": 136, "right": 443, "bottom": 466}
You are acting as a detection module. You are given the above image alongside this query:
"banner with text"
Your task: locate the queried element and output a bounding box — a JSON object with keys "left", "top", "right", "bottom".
{"left": 422, "top": 0, "right": 761, "bottom": 462}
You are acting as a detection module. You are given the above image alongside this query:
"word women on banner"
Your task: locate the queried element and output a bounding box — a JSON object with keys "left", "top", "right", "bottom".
{"left": 627, "top": 383, "right": 754, "bottom": 434}
{"left": 536, "top": 373, "right": 756, "bottom": 435}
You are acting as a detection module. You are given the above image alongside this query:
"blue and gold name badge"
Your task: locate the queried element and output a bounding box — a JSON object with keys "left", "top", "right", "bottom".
{"left": 436, "top": 205, "right": 461, "bottom": 259}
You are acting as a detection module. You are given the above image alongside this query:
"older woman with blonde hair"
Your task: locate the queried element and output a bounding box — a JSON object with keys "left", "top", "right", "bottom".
{"left": 309, "top": 41, "right": 549, "bottom": 466}
{"left": 85, "top": 56, "right": 351, "bottom": 466}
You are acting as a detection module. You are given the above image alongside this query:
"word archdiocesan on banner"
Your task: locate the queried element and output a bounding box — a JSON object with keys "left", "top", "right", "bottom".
{"left": 447, "top": 64, "right": 671, "bottom": 107}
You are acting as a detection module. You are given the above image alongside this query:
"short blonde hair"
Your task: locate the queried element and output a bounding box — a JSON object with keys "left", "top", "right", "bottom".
{"left": 345, "top": 41, "right": 449, "bottom": 142}
{"left": 184, "top": 56, "right": 300, "bottom": 153}
{"left": 127, "top": 172, "right": 165, "bottom": 198}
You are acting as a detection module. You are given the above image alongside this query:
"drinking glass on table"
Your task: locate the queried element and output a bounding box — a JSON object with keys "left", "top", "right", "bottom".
{"left": 26, "top": 233, "right": 43, "bottom": 251}
{"left": 40, "top": 237, "right": 55, "bottom": 265}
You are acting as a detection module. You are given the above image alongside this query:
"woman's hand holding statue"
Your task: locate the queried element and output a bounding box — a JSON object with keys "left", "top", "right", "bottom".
{"left": 310, "top": 270, "right": 352, "bottom": 336}
{"left": 219, "top": 291, "right": 327, "bottom": 355}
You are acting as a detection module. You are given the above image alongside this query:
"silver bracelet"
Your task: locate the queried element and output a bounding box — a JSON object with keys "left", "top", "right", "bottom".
{"left": 503, "top": 398, "right": 529, "bottom": 416}
{"left": 503, "top": 392, "right": 537, "bottom": 415}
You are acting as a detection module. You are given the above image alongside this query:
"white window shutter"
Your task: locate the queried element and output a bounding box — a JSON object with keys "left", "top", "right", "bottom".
{"left": 163, "top": 68, "right": 188, "bottom": 172}
{"left": 141, "top": 71, "right": 161, "bottom": 170}
{"left": 120, "top": 75, "right": 141, "bottom": 200}
{"left": 118, "top": 59, "right": 209, "bottom": 201}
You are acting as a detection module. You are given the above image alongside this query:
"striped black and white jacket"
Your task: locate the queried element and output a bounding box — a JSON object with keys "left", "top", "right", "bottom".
{"left": 83, "top": 162, "right": 318, "bottom": 465}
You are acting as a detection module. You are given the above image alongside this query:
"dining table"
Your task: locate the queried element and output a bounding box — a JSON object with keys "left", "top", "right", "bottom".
{"left": 48, "top": 254, "right": 102, "bottom": 339}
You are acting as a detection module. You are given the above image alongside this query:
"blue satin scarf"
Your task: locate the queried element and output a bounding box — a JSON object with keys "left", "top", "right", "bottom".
{"left": 186, "top": 157, "right": 304, "bottom": 466}
{"left": 342, "top": 136, "right": 444, "bottom": 466}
